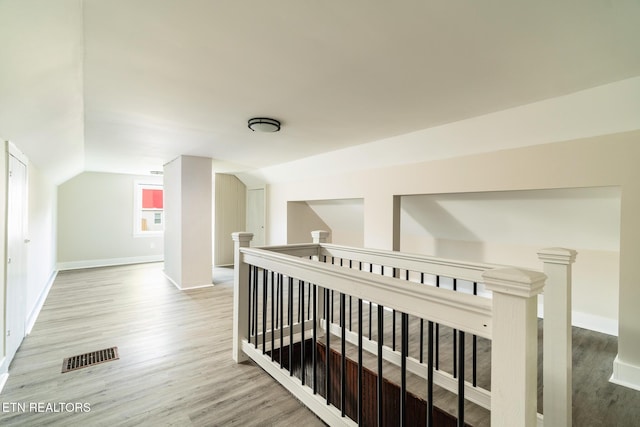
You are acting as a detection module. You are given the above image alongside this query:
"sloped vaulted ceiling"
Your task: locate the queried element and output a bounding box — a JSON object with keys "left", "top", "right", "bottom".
{"left": 1, "top": 1, "right": 640, "bottom": 184}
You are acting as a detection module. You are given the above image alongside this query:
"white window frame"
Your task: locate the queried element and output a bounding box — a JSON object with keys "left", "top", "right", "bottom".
{"left": 134, "top": 181, "right": 164, "bottom": 237}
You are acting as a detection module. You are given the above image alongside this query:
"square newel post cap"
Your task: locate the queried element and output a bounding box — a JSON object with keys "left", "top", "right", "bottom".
{"left": 311, "top": 230, "right": 330, "bottom": 243}
{"left": 232, "top": 232, "right": 254, "bottom": 245}
{"left": 537, "top": 247, "right": 577, "bottom": 265}
{"left": 482, "top": 267, "right": 546, "bottom": 298}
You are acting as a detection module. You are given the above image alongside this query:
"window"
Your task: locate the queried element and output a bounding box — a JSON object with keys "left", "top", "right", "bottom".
{"left": 134, "top": 182, "right": 163, "bottom": 236}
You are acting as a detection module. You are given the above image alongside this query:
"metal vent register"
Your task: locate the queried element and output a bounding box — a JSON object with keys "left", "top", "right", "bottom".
{"left": 62, "top": 347, "right": 119, "bottom": 373}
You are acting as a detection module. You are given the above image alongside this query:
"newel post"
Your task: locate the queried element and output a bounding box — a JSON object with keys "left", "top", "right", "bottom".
{"left": 311, "top": 230, "right": 330, "bottom": 244}
{"left": 538, "top": 248, "right": 577, "bottom": 427}
{"left": 232, "top": 232, "right": 254, "bottom": 363}
{"left": 483, "top": 268, "right": 546, "bottom": 427}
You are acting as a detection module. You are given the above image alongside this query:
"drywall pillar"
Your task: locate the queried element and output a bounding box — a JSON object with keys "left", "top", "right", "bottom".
{"left": 163, "top": 155, "right": 213, "bottom": 289}
{"left": 364, "top": 193, "right": 398, "bottom": 250}
{"left": 612, "top": 184, "right": 640, "bottom": 391}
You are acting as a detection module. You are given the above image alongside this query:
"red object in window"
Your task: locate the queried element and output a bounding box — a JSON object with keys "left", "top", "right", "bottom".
{"left": 142, "top": 189, "right": 163, "bottom": 209}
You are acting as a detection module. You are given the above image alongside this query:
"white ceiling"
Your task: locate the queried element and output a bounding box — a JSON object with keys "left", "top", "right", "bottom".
{"left": 2, "top": 1, "right": 640, "bottom": 183}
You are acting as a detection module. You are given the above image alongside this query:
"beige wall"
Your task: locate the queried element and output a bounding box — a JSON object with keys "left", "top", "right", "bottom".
{"left": 265, "top": 132, "right": 640, "bottom": 375}
{"left": 399, "top": 188, "right": 621, "bottom": 333}
{"left": 286, "top": 198, "right": 365, "bottom": 246}
{"left": 305, "top": 199, "right": 365, "bottom": 247}
{"left": 286, "top": 201, "right": 330, "bottom": 244}
{"left": 26, "top": 162, "right": 57, "bottom": 327}
{"left": 214, "top": 173, "right": 246, "bottom": 266}
{"left": 57, "top": 171, "right": 164, "bottom": 268}
{"left": 1, "top": 143, "right": 59, "bottom": 375}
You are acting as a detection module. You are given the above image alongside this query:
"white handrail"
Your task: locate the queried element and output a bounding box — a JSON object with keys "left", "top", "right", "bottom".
{"left": 241, "top": 246, "right": 493, "bottom": 338}
{"left": 318, "top": 243, "right": 503, "bottom": 284}
{"left": 232, "top": 231, "right": 548, "bottom": 427}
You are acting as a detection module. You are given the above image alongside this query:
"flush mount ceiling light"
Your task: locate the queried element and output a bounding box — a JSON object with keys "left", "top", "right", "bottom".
{"left": 248, "top": 117, "right": 281, "bottom": 133}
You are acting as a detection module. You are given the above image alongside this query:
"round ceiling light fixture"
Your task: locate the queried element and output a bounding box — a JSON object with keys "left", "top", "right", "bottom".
{"left": 248, "top": 117, "right": 281, "bottom": 133}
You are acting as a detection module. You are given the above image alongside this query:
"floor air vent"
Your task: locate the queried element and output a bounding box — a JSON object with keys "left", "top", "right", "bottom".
{"left": 62, "top": 347, "right": 119, "bottom": 373}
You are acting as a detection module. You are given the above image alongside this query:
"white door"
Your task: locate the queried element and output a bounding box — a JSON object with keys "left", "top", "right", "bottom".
{"left": 6, "top": 152, "right": 28, "bottom": 365}
{"left": 247, "top": 188, "right": 265, "bottom": 246}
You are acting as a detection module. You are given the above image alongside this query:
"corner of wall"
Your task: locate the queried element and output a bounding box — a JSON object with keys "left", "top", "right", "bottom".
{"left": 25, "top": 269, "right": 58, "bottom": 334}
{"left": 610, "top": 356, "right": 640, "bottom": 392}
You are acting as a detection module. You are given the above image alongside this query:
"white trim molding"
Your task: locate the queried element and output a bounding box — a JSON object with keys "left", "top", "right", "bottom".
{"left": 0, "top": 355, "right": 8, "bottom": 393}
{"left": 57, "top": 255, "right": 163, "bottom": 271}
{"left": 610, "top": 356, "right": 640, "bottom": 391}
{"left": 162, "top": 270, "right": 213, "bottom": 291}
{"left": 26, "top": 270, "right": 58, "bottom": 334}
{"left": 0, "top": 372, "right": 8, "bottom": 394}
{"left": 572, "top": 311, "right": 618, "bottom": 337}
{"left": 537, "top": 302, "right": 618, "bottom": 337}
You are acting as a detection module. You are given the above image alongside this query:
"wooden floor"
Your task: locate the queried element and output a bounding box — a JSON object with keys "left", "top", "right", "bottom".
{"left": 0, "top": 263, "right": 324, "bottom": 426}
{"left": 2, "top": 262, "right": 640, "bottom": 426}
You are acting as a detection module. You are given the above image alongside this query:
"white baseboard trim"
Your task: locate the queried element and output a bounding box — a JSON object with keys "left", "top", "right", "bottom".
{"left": 537, "top": 304, "right": 618, "bottom": 336}
{"left": 213, "top": 263, "right": 233, "bottom": 268}
{"left": 162, "top": 270, "right": 213, "bottom": 291}
{"left": 610, "top": 356, "right": 640, "bottom": 391}
{"left": 57, "top": 255, "right": 163, "bottom": 271}
{"left": 26, "top": 269, "right": 58, "bottom": 334}
{"left": 572, "top": 311, "right": 618, "bottom": 336}
{"left": 0, "top": 372, "right": 8, "bottom": 394}
{"left": 179, "top": 283, "right": 214, "bottom": 290}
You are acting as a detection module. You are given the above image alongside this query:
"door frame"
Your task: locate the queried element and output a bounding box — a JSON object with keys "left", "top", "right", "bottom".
{"left": 3, "top": 141, "right": 29, "bottom": 371}
{"left": 247, "top": 187, "right": 266, "bottom": 247}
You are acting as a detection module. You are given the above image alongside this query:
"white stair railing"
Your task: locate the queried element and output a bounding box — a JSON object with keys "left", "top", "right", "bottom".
{"left": 232, "top": 231, "right": 574, "bottom": 427}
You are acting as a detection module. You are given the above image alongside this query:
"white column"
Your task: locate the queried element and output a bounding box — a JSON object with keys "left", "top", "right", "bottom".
{"left": 163, "top": 155, "right": 213, "bottom": 289}
{"left": 232, "top": 232, "right": 253, "bottom": 363}
{"left": 538, "top": 247, "right": 577, "bottom": 427}
{"left": 483, "top": 267, "right": 546, "bottom": 427}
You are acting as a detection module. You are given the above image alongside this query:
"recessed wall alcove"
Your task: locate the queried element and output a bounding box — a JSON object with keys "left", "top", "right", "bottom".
{"left": 399, "top": 186, "right": 621, "bottom": 334}
{"left": 287, "top": 198, "right": 364, "bottom": 247}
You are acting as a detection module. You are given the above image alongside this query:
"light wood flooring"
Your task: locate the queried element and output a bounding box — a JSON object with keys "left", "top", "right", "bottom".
{"left": 0, "top": 263, "right": 324, "bottom": 426}
{"left": 2, "top": 262, "right": 639, "bottom": 426}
